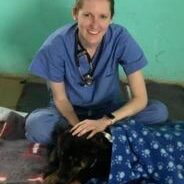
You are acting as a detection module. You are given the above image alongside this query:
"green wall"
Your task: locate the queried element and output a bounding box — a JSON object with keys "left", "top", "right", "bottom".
{"left": 0, "top": 0, "right": 184, "bottom": 83}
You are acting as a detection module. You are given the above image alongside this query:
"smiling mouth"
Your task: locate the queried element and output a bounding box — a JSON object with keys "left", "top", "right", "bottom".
{"left": 88, "top": 30, "right": 99, "bottom": 35}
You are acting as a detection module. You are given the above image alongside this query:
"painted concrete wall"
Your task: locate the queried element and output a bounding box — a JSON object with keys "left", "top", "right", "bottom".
{"left": 0, "top": 0, "right": 184, "bottom": 83}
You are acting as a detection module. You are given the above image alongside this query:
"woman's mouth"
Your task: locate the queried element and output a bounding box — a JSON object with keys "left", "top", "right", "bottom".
{"left": 87, "top": 30, "right": 99, "bottom": 35}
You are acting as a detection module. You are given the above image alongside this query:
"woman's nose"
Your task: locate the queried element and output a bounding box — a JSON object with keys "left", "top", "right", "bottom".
{"left": 90, "top": 16, "right": 99, "bottom": 28}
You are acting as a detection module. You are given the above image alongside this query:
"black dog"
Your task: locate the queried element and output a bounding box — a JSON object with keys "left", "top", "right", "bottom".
{"left": 43, "top": 124, "right": 112, "bottom": 184}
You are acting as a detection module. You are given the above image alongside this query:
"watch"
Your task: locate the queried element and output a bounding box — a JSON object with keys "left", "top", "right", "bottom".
{"left": 105, "top": 113, "right": 116, "bottom": 125}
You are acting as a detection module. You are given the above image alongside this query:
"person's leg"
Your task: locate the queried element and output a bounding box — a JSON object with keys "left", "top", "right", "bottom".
{"left": 133, "top": 100, "right": 169, "bottom": 124}
{"left": 25, "top": 107, "right": 69, "bottom": 144}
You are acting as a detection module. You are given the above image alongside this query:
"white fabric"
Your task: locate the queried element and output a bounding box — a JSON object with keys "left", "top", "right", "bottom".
{"left": 0, "top": 107, "right": 28, "bottom": 121}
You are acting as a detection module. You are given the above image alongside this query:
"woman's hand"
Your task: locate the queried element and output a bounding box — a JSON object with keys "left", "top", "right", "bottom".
{"left": 71, "top": 118, "right": 110, "bottom": 139}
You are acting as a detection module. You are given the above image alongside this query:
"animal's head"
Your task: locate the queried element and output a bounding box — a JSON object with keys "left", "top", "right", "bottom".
{"left": 55, "top": 129, "right": 112, "bottom": 184}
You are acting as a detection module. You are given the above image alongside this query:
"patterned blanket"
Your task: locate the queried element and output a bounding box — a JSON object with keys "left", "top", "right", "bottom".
{"left": 88, "top": 119, "right": 184, "bottom": 184}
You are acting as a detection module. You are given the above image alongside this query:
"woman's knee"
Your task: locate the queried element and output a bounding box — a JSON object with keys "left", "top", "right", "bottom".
{"left": 143, "top": 100, "right": 169, "bottom": 124}
{"left": 25, "top": 108, "right": 60, "bottom": 144}
{"left": 151, "top": 100, "right": 169, "bottom": 122}
{"left": 133, "top": 100, "right": 169, "bottom": 124}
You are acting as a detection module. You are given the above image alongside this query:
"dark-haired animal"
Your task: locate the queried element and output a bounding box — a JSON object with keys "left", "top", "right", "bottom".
{"left": 43, "top": 124, "right": 112, "bottom": 184}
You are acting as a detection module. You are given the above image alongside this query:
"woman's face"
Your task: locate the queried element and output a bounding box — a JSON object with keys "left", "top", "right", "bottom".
{"left": 73, "top": 0, "right": 112, "bottom": 49}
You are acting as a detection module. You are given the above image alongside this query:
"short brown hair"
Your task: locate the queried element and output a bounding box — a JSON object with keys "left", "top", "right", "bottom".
{"left": 73, "top": 0, "right": 114, "bottom": 18}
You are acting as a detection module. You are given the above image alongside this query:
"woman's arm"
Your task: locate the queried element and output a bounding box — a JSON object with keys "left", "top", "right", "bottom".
{"left": 112, "top": 70, "right": 148, "bottom": 122}
{"left": 71, "top": 70, "right": 148, "bottom": 138}
{"left": 49, "top": 81, "right": 79, "bottom": 126}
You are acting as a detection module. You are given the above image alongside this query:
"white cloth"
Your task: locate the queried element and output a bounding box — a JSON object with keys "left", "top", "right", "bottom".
{"left": 0, "top": 107, "right": 28, "bottom": 121}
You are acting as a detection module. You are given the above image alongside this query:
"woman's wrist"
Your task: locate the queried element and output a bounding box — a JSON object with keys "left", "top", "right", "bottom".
{"left": 101, "top": 117, "right": 111, "bottom": 128}
{"left": 102, "top": 113, "right": 116, "bottom": 126}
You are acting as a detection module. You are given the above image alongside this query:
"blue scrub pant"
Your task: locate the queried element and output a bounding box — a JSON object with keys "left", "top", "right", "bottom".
{"left": 25, "top": 100, "right": 168, "bottom": 144}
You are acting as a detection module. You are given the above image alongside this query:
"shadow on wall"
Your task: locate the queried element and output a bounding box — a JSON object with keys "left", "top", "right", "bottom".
{"left": 2, "top": 0, "right": 73, "bottom": 74}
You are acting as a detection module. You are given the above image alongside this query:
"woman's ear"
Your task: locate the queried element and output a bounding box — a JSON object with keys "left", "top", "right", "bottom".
{"left": 72, "top": 8, "right": 78, "bottom": 21}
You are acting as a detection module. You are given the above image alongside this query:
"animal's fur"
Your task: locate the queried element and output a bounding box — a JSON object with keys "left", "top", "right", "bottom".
{"left": 43, "top": 124, "right": 112, "bottom": 184}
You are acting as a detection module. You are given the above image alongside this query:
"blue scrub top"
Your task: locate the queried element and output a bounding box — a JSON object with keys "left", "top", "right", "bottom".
{"left": 29, "top": 23, "right": 147, "bottom": 107}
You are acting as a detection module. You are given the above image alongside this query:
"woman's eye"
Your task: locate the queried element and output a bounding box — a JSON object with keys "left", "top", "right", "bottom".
{"left": 83, "top": 13, "right": 90, "bottom": 17}
{"left": 100, "top": 15, "right": 108, "bottom": 19}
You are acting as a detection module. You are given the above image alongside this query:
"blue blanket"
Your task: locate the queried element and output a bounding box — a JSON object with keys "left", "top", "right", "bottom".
{"left": 87, "top": 119, "right": 184, "bottom": 184}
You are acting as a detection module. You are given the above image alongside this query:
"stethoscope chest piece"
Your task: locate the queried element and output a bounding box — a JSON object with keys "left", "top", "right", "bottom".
{"left": 83, "top": 73, "right": 93, "bottom": 86}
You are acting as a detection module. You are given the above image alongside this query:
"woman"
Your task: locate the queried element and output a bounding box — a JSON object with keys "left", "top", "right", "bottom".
{"left": 26, "top": 0, "right": 168, "bottom": 144}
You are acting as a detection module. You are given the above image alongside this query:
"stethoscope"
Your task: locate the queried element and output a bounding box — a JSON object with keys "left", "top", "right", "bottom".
{"left": 74, "top": 30, "right": 104, "bottom": 86}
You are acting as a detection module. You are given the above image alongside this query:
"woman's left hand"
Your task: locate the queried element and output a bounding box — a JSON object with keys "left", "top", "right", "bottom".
{"left": 71, "top": 118, "right": 109, "bottom": 139}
